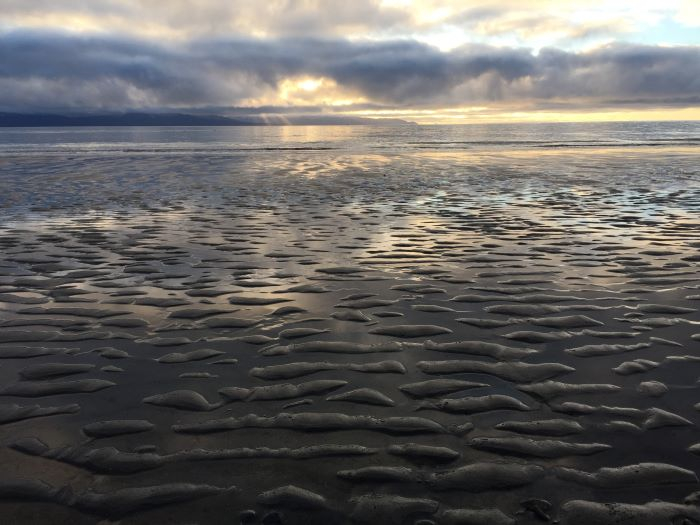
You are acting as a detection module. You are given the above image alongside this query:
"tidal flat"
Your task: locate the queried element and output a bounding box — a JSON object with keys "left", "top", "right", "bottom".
{"left": 0, "top": 124, "right": 699, "bottom": 524}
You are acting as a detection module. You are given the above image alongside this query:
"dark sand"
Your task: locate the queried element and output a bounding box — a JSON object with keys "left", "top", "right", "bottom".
{"left": 0, "top": 145, "right": 699, "bottom": 524}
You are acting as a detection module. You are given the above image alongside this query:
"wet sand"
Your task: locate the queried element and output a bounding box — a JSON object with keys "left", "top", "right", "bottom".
{"left": 0, "top": 144, "right": 699, "bottom": 524}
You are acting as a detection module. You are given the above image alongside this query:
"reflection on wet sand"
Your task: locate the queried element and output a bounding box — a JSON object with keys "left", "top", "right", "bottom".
{"left": 0, "top": 140, "right": 699, "bottom": 524}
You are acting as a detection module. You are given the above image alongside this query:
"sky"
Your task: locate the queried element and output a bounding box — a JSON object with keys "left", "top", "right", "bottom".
{"left": 1, "top": 0, "right": 699, "bottom": 123}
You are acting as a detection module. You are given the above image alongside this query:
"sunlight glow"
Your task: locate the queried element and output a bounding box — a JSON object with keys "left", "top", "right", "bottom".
{"left": 343, "top": 106, "right": 700, "bottom": 124}
{"left": 297, "top": 79, "right": 323, "bottom": 92}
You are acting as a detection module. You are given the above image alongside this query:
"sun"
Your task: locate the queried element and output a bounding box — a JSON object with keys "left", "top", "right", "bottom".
{"left": 297, "top": 78, "right": 323, "bottom": 92}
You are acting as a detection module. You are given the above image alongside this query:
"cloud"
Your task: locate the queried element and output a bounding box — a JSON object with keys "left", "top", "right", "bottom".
{"left": 0, "top": 30, "right": 698, "bottom": 113}
{"left": 0, "top": 0, "right": 411, "bottom": 39}
{"left": 449, "top": 6, "right": 632, "bottom": 42}
{"left": 1, "top": 0, "right": 689, "bottom": 46}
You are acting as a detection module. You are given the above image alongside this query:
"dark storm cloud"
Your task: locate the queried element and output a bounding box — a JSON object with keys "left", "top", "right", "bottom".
{"left": 1, "top": 30, "right": 699, "bottom": 112}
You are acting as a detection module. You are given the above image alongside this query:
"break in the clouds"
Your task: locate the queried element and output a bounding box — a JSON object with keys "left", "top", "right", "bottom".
{"left": 1, "top": 0, "right": 699, "bottom": 121}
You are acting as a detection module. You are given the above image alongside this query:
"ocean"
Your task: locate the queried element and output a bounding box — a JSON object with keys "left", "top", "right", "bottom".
{"left": 1, "top": 121, "right": 699, "bottom": 154}
{"left": 0, "top": 121, "right": 698, "bottom": 212}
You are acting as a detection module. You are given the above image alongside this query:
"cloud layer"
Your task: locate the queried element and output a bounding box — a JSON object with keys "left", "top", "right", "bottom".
{"left": 2, "top": 0, "right": 698, "bottom": 44}
{"left": 1, "top": 30, "right": 699, "bottom": 115}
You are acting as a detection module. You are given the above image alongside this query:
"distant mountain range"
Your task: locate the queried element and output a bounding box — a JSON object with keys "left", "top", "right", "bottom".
{"left": 0, "top": 112, "right": 414, "bottom": 127}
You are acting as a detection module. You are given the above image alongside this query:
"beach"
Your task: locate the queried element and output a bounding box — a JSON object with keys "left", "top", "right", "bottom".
{"left": 0, "top": 122, "right": 699, "bottom": 524}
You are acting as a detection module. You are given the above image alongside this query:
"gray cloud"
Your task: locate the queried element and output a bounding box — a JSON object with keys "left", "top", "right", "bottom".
{"left": 0, "top": 30, "right": 699, "bottom": 113}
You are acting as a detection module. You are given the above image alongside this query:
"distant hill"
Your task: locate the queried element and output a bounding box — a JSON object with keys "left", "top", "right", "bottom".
{"left": 0, "top": 112, "right": 414, "bottom": 127}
